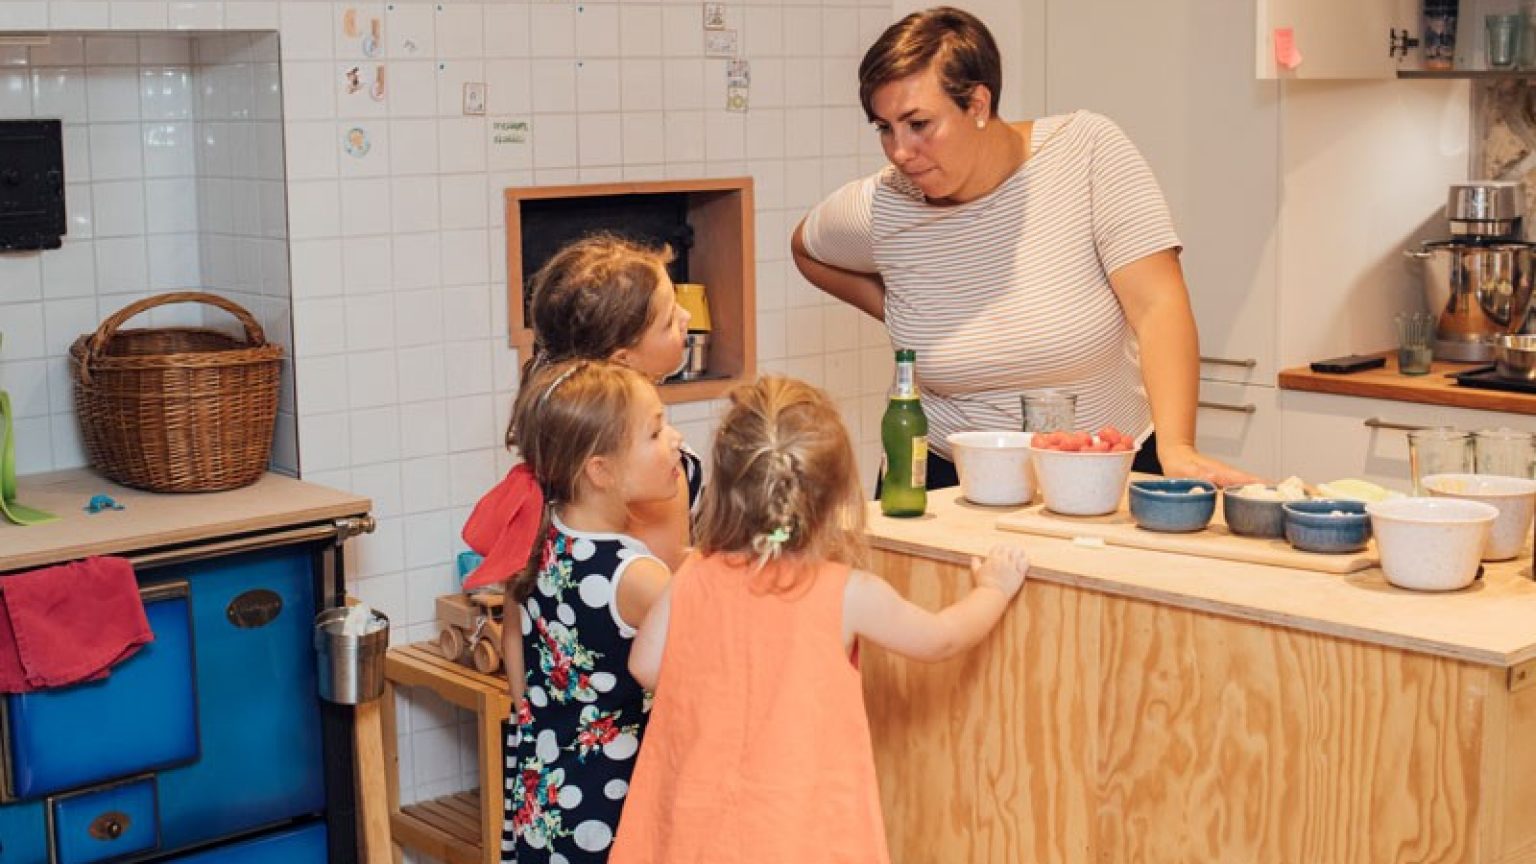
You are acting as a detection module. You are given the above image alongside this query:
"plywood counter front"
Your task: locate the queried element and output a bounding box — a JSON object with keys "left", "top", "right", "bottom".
{"left": 862, "top": 489, "right": 1536, "bottom": 864}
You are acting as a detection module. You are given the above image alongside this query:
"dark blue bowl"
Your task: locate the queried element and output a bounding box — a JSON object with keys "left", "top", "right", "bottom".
{"left": 1129, "top": 479, "right": 1218, "bottom": 533}
{"left": 1282, "top": 499, "right": 1372, "bottom": 553}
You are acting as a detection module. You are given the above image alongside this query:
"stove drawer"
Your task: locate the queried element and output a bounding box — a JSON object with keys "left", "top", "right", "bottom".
{"left": 49, "top": 776, "right": 158, "bottom": 864}
{"left": 3, "top": 585, "right": 197, "bottom": 800}
{"left": 162, "top": 821, "right": 326, "bottom": 864}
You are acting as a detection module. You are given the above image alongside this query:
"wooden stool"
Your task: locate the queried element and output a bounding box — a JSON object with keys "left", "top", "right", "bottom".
{"left": 382, "top": 643, "right": 511, "bottom": 864}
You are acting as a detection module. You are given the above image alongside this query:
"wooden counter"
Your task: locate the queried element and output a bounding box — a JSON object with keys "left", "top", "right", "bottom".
{"left": 0, "top": 469, "right": 371, "bottom": 573}
{"left": 861, "top": 489, "right": 1536, "bottom": 864}
{"left": 1278, "top": 351, "right": 1536, "bottom": 415}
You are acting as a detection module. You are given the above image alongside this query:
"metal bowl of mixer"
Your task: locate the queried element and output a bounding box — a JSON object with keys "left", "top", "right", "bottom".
{"left": 1406, "top": 241, "right": 1536, "bottom": 362}
{"left": 1495, "top": 334, "right": 1536, "bottom": 380}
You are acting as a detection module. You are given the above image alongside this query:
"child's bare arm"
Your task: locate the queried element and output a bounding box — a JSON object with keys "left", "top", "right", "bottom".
{"left": 615, "top": 556, "right": 670, "bottom": 633}
{"left": 628, "top": 586, "right": 674, "bottom": 690}
{"left": 844, "top": 544, "right": 1028, "bottom": 662}
{"left": 625, "top": 472, "right": 692, "bottom": 570}
{"left": 503, "top": 599, "right": 526, "bottom": 703}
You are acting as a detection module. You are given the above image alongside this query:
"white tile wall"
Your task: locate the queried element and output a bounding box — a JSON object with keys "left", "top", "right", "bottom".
{"left": 3, "top": 0, "right": 897, "bottom": 842}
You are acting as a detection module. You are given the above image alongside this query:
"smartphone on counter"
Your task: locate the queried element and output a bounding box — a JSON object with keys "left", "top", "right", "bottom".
{"left": 1309, "top": 354, "right": 1387, "bottom": 374}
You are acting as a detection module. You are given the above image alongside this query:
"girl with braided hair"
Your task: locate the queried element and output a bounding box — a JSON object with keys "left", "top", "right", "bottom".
{"left": 609, "top": 375, "right": 1029, "bottom": 863}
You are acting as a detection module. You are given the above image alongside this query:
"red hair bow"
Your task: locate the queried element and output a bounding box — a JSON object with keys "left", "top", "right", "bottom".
{"left": 461, "top": 463, "right": 545, "bottom": 591}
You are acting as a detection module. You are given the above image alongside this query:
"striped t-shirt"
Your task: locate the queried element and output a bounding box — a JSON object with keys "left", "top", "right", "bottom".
{"left": 801, "top": 110, "right": 1181, "bottom": 460}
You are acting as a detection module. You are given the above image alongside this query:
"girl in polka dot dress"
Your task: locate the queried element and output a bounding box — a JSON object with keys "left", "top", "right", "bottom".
{"left": 494, "top": 359, "right": 683, "bottom": 863}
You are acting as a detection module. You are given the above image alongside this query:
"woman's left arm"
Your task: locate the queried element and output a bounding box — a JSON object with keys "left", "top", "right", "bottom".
{"left": 1110, "top": 249, "right": 1262, "bottom": 487}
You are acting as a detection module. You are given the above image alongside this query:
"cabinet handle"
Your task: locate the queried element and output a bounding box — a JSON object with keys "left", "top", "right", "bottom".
{"left": 1198, "top": 400, "right": 1256, "bottom": 414}
{"left": 1363, "top": 417, "right": 1426, "bottom": 432}
{"left": 1199, "top": 356, "right": 1257, "bottom": 369}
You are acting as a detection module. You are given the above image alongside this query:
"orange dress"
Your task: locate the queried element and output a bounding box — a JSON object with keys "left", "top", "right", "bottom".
{"left": 609, "top": 554, "right": 890, "bottom": 864}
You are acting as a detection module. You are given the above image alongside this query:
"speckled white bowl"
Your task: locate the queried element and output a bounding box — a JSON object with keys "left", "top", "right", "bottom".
{"left": 1421, "top": 473, "right": 1536, "bottom": 561}
{"left": 948, "top": 430, "right": 1035, "bottom": 506}
{"left": 1028, "top": 443, "right": 1137, "bottom": 517}
{"left": 1366, "top": 497, "right": 1498, "bottom": 591}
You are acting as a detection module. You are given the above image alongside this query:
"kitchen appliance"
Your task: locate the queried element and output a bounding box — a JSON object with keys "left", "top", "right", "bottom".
{"left": 673, "top": 283, "right": 712, "bottom": 381}
{"left": 1407, "top": 181, "right": 1536, "bottom": 362}
{"left": 1451, "top": 364, "right": 1536, "bottom": 394}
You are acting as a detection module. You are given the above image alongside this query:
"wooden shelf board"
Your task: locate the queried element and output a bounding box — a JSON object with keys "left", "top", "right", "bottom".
{"left": 1277, "top": 351, "right": 1536, "bottom": 415}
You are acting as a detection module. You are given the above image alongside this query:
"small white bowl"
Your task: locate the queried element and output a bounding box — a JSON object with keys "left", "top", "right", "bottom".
{"left": 1421, "top": 473, "right": 1536, "bottom": 561}
{"left": 1366, "top": 497, "right": 1498, "bottom": 591}
{"left": 947, "top": 430, "right": 1035, "bottom": 506}
{"left": 1028, "top": 444, "right": 1137, "bottom": 517}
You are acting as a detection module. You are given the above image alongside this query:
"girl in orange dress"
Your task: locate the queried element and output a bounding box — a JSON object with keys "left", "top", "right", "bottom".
{"left": 609, "top": 376, "right": 1030, "bottom": 863}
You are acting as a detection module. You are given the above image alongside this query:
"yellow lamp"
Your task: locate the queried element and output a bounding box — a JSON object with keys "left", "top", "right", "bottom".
{"left": 674, "top": 282, "right": 712, "bottom": 332}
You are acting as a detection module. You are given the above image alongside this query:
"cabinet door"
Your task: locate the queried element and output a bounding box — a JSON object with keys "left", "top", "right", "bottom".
{"left": 1197, "top": 381, "right": 1278, "bottom": 478}
{"left": 1256, "top": 0, "right": 1416, "bottom": 78}
{"left": 1278, "top": 391, "right": 1536, "bottom": 488}
{"left": 1046, "top": 0, "right": 1280, "bottom": 384}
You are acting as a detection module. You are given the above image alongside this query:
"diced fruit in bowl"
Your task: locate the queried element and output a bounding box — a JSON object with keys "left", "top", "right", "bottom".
{"left": 1367, "top": 497, "right": 1498, "bottom": 591}
{"left": 1029, "top": 427, "right": 1138, "bottom": 516}
{"left": 947, "top": 430, "right": 1035, "bottom": 506}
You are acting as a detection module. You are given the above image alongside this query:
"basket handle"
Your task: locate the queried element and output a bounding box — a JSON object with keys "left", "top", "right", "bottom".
{"left": 79, "top": 291, "right": 269, "bottom": 384}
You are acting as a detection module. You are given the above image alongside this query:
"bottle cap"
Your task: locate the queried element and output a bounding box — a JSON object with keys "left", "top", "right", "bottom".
{"left": 895, "top": 348, "right": 916, "bottom": 361}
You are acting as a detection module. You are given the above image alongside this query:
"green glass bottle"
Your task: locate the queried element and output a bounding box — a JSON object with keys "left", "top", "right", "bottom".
{"left": 881, "top": 348, "right": 928, "bottom": 517}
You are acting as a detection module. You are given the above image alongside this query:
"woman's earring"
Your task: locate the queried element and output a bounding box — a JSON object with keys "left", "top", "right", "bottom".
{"left": 976, "top": 118, "right": 986, "bottom": 130}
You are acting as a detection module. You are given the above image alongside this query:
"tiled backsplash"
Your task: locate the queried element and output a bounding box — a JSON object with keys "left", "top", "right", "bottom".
{"left": 0, "top": 31, "right": 298, "bottom": 475}
{"left": 0, "top": 0, "right": 897, "bottom": 829}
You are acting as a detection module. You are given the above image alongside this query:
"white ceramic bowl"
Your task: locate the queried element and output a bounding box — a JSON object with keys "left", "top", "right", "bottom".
{"left": 947, "top": 431, "right": 1035, "bottom": 506}
{"left": 1421, "top": 473, "right": 1536, "bottom": 561}
{"left": 1028, "top": 444, "right": 1137, "bottom": 516}
{"left": 1366, "top": 497, "right": 1499, "bottom": 591}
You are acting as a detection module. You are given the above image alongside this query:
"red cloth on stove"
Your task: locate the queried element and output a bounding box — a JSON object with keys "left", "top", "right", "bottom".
{"left": 0, "top": 556, "right": 152, "bottom": 694}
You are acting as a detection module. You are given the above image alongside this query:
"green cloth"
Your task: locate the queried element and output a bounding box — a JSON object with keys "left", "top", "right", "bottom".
{"left": 0, "top": 389, "right": 59, "bottom": 526}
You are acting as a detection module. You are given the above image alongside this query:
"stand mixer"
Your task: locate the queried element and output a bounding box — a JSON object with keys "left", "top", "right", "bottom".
{"left": 1406, "top": 181, "right": 1536, "bottom": 363}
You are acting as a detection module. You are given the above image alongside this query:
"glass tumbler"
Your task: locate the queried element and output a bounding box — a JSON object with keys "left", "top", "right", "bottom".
{"left": 1474, "top": 428, "right": 1536, "bottom": 478}
{"left": 1395, "top": 311, "right": 1436, "bottom": 375}
{"left": 1020, "top": 390, "right": 1077, "bottom": 434}
{"left": 1488, "top": 13, "right": 1522, "bottom": 69}
{"left": 1408, "top": 427, "right": 1473, "bottom": 494}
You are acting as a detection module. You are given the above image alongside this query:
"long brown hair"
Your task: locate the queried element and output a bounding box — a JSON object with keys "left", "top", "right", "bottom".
{"left": 505, "top": 359, "right": 650, "bottom": 601}
{"left": 694, "top": 376, "right": 868, "bottom": 592}
{"left": 857, "top": 6, "right": 1002, "bottom": 122}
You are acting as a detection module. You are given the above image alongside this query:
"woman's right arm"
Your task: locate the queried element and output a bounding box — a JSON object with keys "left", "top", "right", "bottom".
{"left": 790, "top": 220, "right": 888, "bottom": 321}
{"left": 843, "top": 544, "right": 1029, "bottom": 662}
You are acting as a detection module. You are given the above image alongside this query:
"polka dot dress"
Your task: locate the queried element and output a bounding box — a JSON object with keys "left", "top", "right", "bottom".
{"left": 502, "top": 517, "right": 657, "bottom": 864}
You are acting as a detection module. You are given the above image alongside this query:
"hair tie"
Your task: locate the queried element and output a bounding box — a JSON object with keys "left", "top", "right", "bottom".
{"left": 460, "top": 463, "right": 546, "bottom": 590}
{"left": 536, "top": 362, "right": 583, "bottom": 410}
{"left": 752, "top": 524, "right": 794, "bottom": 570}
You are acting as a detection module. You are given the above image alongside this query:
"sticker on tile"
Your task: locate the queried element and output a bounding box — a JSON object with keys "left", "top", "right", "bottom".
{"left": 726, "top": 58, "right": 749, "bottom": 88}
{"left": 703, "top": 3, "right": 727, "bottom": 30}
{"left": 341, "top": 64, "right": 388, "bottom": 103}
{"left": 340, "top": 7, "right": 385, "bottom": 58}
{"left": 705, "top": 29, "right": 738, "bottom": 58}
{"left": 492, "top": 118, "right": 530, "bottom": 145}
{"left": 463, "top": 82, "right": 486, "bottom": 116}
{"left": 344, "top": 126, "right": 372, "bottom": 158}
{"left": 726, "top": 86, "right": 748, "bottom": 113}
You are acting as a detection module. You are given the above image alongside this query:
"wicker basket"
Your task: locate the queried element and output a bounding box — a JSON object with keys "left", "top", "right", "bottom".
{"left": 69, "top": 291, "right": 284, "bottom": 493}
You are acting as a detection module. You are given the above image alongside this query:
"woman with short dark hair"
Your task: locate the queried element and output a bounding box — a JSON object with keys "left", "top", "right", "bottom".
{"left": 793, "top": 6, "right": 1257, "bottom": 490}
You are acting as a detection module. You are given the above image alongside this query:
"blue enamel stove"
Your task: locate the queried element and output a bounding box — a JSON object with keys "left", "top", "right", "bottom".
{"left": 0, "top": 517, "right": 370, "bottom": 864}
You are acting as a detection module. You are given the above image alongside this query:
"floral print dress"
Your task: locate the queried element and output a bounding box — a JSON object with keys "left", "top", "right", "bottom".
{"left": 501, "top": 516, "right": 658, "bottom": 864}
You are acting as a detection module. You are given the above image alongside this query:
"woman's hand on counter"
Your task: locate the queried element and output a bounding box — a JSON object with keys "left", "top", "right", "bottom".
{"left": 1157, "top": 443, "right": 1262, "bottom": 488}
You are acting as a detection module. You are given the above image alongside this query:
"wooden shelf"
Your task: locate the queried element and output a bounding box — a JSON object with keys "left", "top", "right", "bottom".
{"left": 1398, "top": 69, "right": 1536, "bottom": 78}
{"left": 382, "top": 644, "right": 510, "bottom": 864}
{"left": 504, "top": 178, "right": 757, "bottom": 405}
{"left": 1277, "top": 351, "right": 1536, "bottom": 415}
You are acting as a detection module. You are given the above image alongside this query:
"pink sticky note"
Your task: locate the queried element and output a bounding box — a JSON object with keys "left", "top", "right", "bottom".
{"left": 1273, "top": 27, "right": 1303, "bottom": 70}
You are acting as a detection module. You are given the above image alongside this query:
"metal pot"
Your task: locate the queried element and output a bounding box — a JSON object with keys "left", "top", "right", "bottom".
{"left": 1405, "top": 241, "right": 1536, "bottom": 362}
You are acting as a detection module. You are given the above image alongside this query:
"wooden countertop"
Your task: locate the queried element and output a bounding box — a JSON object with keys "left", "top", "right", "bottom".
{"left": 866, "top": 488, "right": 1536, "bottom": 668}
{"left": 0, "top": 469, "right": 371, "bottom": 573}
{"left": 1277, "top": 351, "right": 1536, "bottom": 414}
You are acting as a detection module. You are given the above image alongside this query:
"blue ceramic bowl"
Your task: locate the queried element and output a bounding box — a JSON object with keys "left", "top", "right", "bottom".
{"left": 1129, "top": 479, "right": 1218, "bottom": 533}
{"left": 1282, "top": 499, "right": 1372, "bottom": 553}
{"left": 1221, "top": 486, "right": 1294, "bottom": 539}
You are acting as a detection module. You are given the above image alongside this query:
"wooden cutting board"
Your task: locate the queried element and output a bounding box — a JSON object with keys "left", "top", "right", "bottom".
{"left": 995, "top": 503, "right": 1379, "bottom": 574}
